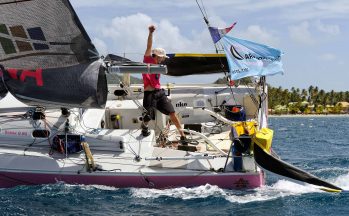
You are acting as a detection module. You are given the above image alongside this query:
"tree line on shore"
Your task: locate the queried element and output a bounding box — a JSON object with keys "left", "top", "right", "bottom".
{"left": 268, "top": 85, "right": 349, "bottom": 114}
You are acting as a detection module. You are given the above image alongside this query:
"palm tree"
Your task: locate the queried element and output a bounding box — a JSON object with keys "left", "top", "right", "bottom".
{"left": 338, "top": 91, "right": 345, "bottom": 102}
{"left": 330, "top": 90, "right": 335, "bottom": 105}
{"left": 345, "top": 91, "right": 349, "bottom": 102}
{"left": 301, "top": 89, "right": 308, "bottom": 102}
{"left": 313, "top": 86, "right": 319, "bottom": 104}
{"left": 296, "top": 88, "right": 301, "bottom": 102}
{"left": 290, "top": 87, "right": 296, "bottom": 102}
{"left": 323, "top": 93, "right": 330, "bottom": 106}
{"left": 281, "top": 89, "right": 289, "bottom": 106}
{"left": 308, "top": 85, "right": 314, "bottom": 103}
{"left": 318, "top": 89, "right": 325, "bottom": 105}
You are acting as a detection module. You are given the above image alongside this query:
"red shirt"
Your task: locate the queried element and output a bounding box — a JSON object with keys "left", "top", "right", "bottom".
{"left": 142, "top": 56, "right": 161, "bottom": 90}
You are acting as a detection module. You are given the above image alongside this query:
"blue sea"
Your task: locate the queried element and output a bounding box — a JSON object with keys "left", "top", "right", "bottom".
{"left": 1, "top": 116, "right": 348, "bottom": 216}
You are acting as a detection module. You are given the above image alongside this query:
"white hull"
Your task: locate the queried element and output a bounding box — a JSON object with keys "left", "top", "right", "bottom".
{"left": 0, "top": 84, "right": 265, "bottom": 189}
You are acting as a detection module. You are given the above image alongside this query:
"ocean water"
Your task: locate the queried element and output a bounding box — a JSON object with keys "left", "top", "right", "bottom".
{"left": 0, "top": 116, "right": 348, "bottom": 216}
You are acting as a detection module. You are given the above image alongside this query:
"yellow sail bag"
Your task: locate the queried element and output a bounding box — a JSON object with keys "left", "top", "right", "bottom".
{"left": 252, "top": 128, "right": 274, "bottom": 153}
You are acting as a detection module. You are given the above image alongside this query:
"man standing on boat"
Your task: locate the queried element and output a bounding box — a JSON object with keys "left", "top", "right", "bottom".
{"left": 141, "top": 25, "right": 187, "bottom": 144}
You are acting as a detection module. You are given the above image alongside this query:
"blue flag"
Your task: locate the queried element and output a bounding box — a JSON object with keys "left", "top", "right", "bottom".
{"left": 221, "top": 35, "right": 284, "bottom": 80}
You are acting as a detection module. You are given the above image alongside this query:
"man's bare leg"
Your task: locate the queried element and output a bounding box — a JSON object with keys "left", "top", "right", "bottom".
{"left": 169, "top": 112, "right": 185, "bottom": 137}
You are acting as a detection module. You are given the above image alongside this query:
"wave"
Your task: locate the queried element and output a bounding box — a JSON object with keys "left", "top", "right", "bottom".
{"left": 130, "top": 171, "right": 349, "bottom": 203}
{"left": 130, "top": 180, "right": 325, "bottom": 204}
{"left": 334, "top": 172, "right": 349, "bottom": 190}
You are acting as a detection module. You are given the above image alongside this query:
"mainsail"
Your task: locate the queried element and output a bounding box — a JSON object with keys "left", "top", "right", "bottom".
{"left": 0, "top": 0, "right": 107, "bottom": 108}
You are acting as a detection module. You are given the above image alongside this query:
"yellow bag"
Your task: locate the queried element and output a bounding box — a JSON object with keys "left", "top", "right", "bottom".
{"left": 252, "top": 128, "right": 274, "bottom": 153}
{"left": 232, "top": 121, "right": 257, "bottom": 137}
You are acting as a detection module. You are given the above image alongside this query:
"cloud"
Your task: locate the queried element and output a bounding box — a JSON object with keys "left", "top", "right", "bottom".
{"left": 99, "top": 13, "right": 152, "bottom": 60}
{"left": 319, "top": 53, "right": 336, "bottom": 61}
{"left": 224, "top": 0, "right": 315, "bottom": 12}
{"left": 95, "top": 13, "right": 215, "bottom": 61}
{"left": 288, "top": 21, "right": 314, "bottom": 44}
{"left": 72, "top": 0, "right": 316, "bottom": 12}
{"left": 315, "top": 20, "right": 340, "bottom": 35}
{"left": 92, "top": 38, "right": 108, "bottom": 56}
{"left": 235, "top": 25, "right": 280, "bottom": 46}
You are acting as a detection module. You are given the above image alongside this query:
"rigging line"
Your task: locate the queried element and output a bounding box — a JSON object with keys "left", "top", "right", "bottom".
{"left": 124, "top": 132, "right": 142, "bottom": 157}
{"left": 40, "top": 118, "right": 60, "bottom": 130}
{"left": 127, "top": 142, "right": 138, "bottom": 156}
{"left": 200, "top": 0, "right": 209, "bottom": 20}
{"left": 195, "top": 0, "right": 209, "bottom": 25}
{"left": 70, "top": 110, "right": 95, "bottom": 132}
{"left": 240, "top": 78, "right": 260, "bottom": 107}
{"left": 209, "top": 29, "right": 238, "bottom": 104}
{"left": 111, "top": 71, "right": 148, "bottom": 113}
{"left": 23, "top": 137, "right": 36, "bottom": 155}
{"left": 196, "top": 0, "right": 220, "bottom": 53}
{"left": 139, "top": 170, "right": 155, "bottom": 187}
{"left": 213, "top": 57, "right": 239, "bottom": 106}
{"left": 212, "top": 22, "right": 258, "bottom": 107}
{"left": 112, "top": 77, "right": 175, "bottom": 140}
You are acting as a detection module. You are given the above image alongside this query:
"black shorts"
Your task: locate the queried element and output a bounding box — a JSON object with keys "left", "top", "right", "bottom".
{"left": 143, "top": 89, "right": 175, "bottom": 120}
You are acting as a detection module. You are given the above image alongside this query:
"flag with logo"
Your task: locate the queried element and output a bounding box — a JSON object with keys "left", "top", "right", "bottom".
{"left": 220, "top": 35, "right": 284, "bottom": 80}
{"left": 208, "top": 22, "right": 284, "bottom": 80}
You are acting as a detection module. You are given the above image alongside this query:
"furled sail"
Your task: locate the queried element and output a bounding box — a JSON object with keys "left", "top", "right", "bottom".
{"left": 104, "top": 53, "right": 224, "bottom": 76}
{"left": 0, "top": 0, "right": 107, "bottom": 108}
{"left": 165, "top": 53, "right": 228, "bottom": 76}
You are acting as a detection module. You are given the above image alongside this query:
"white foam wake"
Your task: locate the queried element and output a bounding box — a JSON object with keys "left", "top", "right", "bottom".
{"left": 334, "top": 172, "right": 349, "bottom": 190}
{"left": 131, "top": 184, "right": 226, "bottom": 200}
{"left": 130, "top": 180, "right": 322, "bottom": 203}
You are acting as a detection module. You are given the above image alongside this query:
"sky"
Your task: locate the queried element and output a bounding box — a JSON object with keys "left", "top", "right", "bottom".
{"left": 70, "top": 0, "right": 349, "bottom": 91}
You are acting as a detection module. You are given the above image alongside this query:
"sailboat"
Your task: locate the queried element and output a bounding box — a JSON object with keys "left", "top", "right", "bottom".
{"left": 0, "top": 0, "right": 343, "bottom": 192}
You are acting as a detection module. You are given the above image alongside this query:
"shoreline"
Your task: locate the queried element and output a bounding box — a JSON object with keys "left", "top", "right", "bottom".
{"left": 269, "top": 114, "right": 349, "bottom": 117}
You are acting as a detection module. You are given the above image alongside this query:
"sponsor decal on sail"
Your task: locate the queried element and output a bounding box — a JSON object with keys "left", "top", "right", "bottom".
{"left": 0, "top": 24, "right": 50, "bottom": 54}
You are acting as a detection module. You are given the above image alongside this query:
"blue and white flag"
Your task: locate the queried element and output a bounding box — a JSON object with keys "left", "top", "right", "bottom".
{"left": 221, "top": 35, "right": 284, "bottom": 80}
